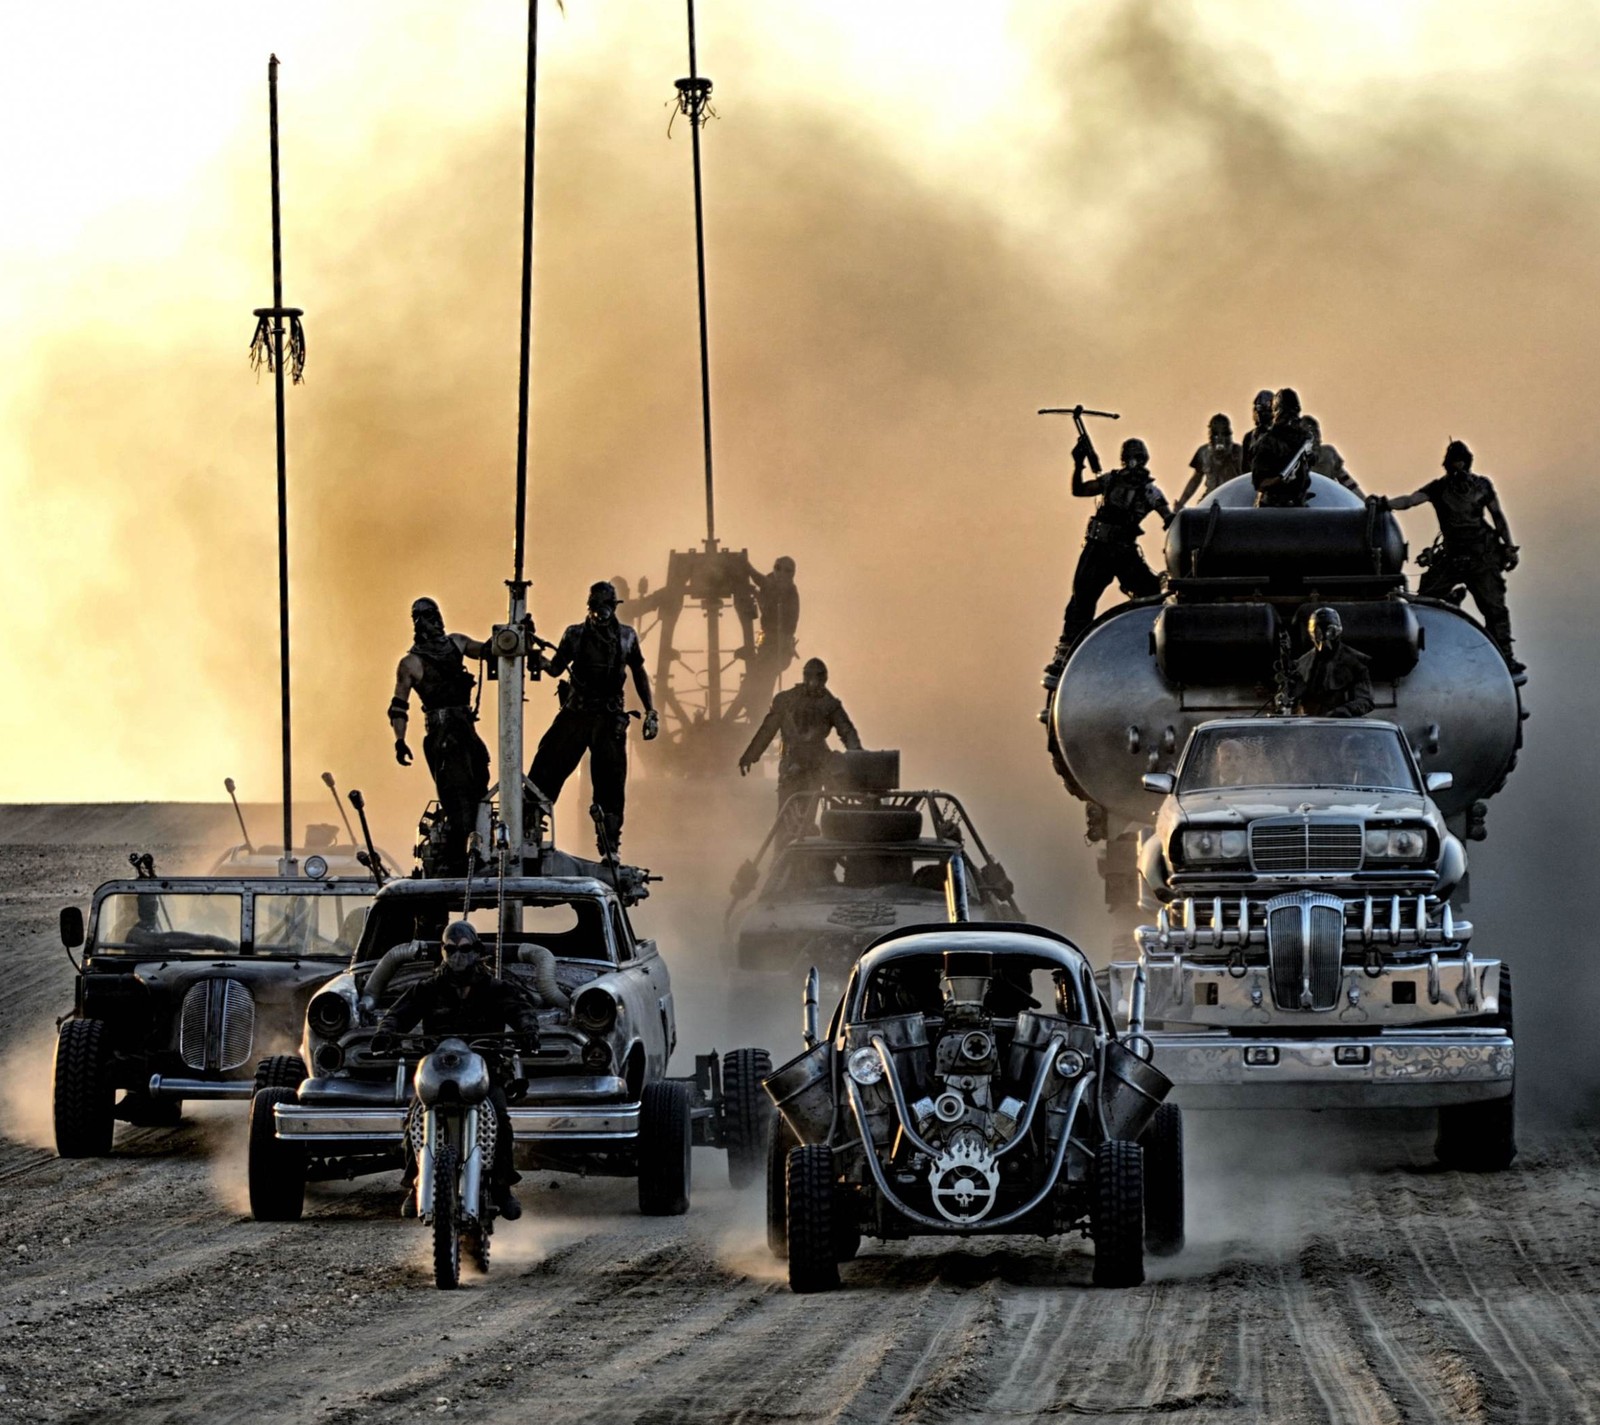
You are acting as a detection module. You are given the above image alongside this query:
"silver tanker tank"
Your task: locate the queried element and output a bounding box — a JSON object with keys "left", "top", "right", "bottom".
{"left": 1046, "top": 474, "right": 1526, "bottom": 926}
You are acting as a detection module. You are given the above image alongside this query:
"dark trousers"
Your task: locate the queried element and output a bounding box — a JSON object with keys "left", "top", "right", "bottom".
{"left": 529, "top": 705, "right": 629, "bottom": 847}
{"left": 1059, "top": 539, "right": 1162, "bottom": 650}
{"left": 423, "top": 716, "right": 491, "bottom": 876}
{"left": 1418, "top": 557, "right": 1513, "bottom": 655}
{"left": 776, "top": 765, "right": 826, "bottom": 844}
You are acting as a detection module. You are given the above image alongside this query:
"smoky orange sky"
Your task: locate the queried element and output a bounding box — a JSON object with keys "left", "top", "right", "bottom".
{"left": 3, "top": 3, "right": 1600, "bottom": 1041}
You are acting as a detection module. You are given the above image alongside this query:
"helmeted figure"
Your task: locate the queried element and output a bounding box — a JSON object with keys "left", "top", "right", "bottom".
{"left": 1250, "top": 388, "right": 1313, "bottom": 508}
{"left": 1292, "top": 608, "right": 1374, "bottom": 719}
{"left": 1239, "top": 389, "right": 1275, "bottom": 474}
{"left": 740, "top": 658, "right": 861, "bottom": 835}
{"left": 529, "top": 581, "right": 659, "bottom": 854}
{"left": 373, "top": 923, "right": 543, "bottom": 1220}
{"left": 389, "top": 597, "right": 492, "bottom": 876}
{"left": 1301, "top": 415, "right": 1363, "bottom": 496}
{"left": 1046, "top": 435, "right": 1173, "bottom": 681}
{"left": 1379, "top": 440, "right": 1522, "bottom": 674}
{"left": 727, "top": 555, "right": 802, "bottom": 722}
{"left": 1174, "top": 413, "right": 1243, "bottom": 510}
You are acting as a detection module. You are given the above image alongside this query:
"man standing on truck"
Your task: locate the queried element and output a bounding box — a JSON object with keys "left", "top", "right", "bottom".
{"left": 1373, "top": 440, "right": 1523, "bottom": 675}
{"left": 739, "top": 657, "right": 862, "bottom": 838}
{"left": 1044, "top": 435, "right": 1173, "bottom": 684}
{"left": 529, "top": 581, "right": 660, "bottom": 855}
{"left": 1292, "top": 608, "right": 1374, "bottom": 719}
{"left": 390, "top": 597, "right": 493, "bottom": 876}
{"left": 1250, "top": 388, "right": 1314, "bottom": 507}
{"left": 1240, "top": 389, "right": 1275, "bottom": 473}
{"left": 1174, "top": 413, "right": 1243, "bottom": 510}
{"left": 727, "top": 555, "right": 801, "bottom": 722}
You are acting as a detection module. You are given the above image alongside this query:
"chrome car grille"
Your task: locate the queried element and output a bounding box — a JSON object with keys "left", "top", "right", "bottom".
{"left": 178, "top": 979, "right": 257, "bottom": 1072}
{"left": 1265, "top": 892, "right": 1346, "bottom": 1011}
{"left": 1250, "top": 818, "right": 1362, "bottom": 874}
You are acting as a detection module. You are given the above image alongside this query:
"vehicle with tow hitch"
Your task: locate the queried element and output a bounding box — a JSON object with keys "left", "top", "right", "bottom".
{"left": 52, "top": 859, "right": 374, "bottom": 1157}
{"left": 1112, "top": 715, "right": 1514, "bottom": 1170}
{"left": 764, "top": 882, "right": 1182, "bottom": 1293}
{"left": 247, "top": 861, "right": 774, "bottom": 1242}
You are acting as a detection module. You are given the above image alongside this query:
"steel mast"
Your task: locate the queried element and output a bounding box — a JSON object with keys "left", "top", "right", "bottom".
{"left": 249, "top": 54, "right": 305, "bottom": 877}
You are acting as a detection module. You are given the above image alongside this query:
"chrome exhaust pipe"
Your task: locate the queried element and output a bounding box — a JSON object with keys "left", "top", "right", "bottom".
{"left": 147, "top": 1075, "right": 255, "bottom": 1101}
{"left": 802, "top": 966, "right": 821, "bottom": 1049}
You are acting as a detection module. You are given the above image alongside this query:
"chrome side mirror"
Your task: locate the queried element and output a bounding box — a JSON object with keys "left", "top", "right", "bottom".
{"left": 1425, "top": 771, "right": 1454, "bottom": 794}
{"left": 1141, "top": 772, "right": 1175, "bottom": 795}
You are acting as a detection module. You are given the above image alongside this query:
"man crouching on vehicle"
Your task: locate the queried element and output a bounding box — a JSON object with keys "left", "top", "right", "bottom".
{"left": 372, "top": 923, "right": 542, "bottom": 1221}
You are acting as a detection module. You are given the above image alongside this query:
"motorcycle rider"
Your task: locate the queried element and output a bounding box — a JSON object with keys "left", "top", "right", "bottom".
{"left": 372, "top": 922, "right": 542, "bottom": 1221}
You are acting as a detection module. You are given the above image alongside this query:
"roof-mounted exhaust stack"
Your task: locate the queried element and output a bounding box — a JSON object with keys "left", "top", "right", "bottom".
{"left": 945, "top": 855, "right": 971, "bottom": 924}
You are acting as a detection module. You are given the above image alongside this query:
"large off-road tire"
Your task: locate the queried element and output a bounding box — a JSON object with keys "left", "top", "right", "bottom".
{"left": 432, "top": 1145, "right": 461, "bottom": 1290}
{"left": 464, "top": 1222, "right": 491, "bottom": 1275}
{"left": 786, "top": 1144, "right": 841, "bottom": 1294}
{"left": 1142, "top": 1102, "right": 1185, "bottom": 1257}
{"left": 722, "top": 1047, "right": 774, "bottom": 1190}
{"left": 53, "top": 1018, "right": 114, "bottom": 1158}
{"left": 637, "top": 1081, "right": 692, "bottom": 1216}
{"left": 247, "top": 1087, "right": 306, "bottom": 1221}
{"left": 1092, "top": 1139, "right": 1146, "bottom": 1288}
{"left": 254, "top": 1054, "right": 308, "bottom": 1092}
{"left": 767, "top": 1117, "right": 797, "bottom": 1258}
{"left": 1435, "top": 965, "right": 1517, "bottom": 1172}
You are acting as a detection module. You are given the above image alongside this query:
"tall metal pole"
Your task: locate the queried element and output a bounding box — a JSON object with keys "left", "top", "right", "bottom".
{"left": 254, "top": 54, "right": 300, "bottom": 877}
{"left": 676, "top": 0, "right": 722, "bottom": 722}
{"left": 497, "top": 0, "right": 540, "bottom": 860}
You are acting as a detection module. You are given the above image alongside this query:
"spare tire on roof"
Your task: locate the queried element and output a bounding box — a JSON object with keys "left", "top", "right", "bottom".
{"left": 818, "top": 807, "right": 923, "bottom": 843}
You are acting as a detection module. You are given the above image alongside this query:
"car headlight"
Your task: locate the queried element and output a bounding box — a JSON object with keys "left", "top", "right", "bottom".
{"left": 1181, "top": 828, "right": 1248, "bottom": 864}
{"left": 846, "top": 1046, "right": 884, "bottom": 1086}
{"left": 1364, "top": 826, "right": 1430, "bottom": 860}
{"left": 573, "top": 987, "right": 618, "bottom": 1034}
{"left": 308, "top": 991, "right": 350, "bottom": 1037}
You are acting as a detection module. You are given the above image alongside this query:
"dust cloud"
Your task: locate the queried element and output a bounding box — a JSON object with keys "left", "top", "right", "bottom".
{"left": 6, "top": 2, "right": 1599, "bottom": 1117}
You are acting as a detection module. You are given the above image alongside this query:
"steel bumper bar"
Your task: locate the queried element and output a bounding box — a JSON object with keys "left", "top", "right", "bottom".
{"left": 274, "top": 1101, "right": 641, "bottom": 1143}
{"left": 1150, "top": 1029, "right": 1513, "bottom": 1109}
{"left": 147, "top": 1075, "right": 255, "bottom": 1101}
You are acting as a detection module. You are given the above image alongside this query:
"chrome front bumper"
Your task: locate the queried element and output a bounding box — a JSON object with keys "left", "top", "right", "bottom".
{"left": 1149, "top": 1028, "right": 1513, "bottom": 1109}
{"left": 274, "top": 1101, "right": 641, "bottom": 1143}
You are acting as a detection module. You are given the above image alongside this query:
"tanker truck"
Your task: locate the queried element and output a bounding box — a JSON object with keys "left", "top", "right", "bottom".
{"left": 1045, "top": 474, "right": 1524, "bottom": 1168}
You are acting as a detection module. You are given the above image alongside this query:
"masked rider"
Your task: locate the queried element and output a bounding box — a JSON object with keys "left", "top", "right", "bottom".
{"left": 1174, "top": 413, "right": 1244, "bottom": 510}
{"left": 1292, "top": 608, "right": 1374, "bottom": 719}
{"left": 1374, "top": 440, "right": 1522, "bottom": 675}
{"left": 389, "top": 598, "right": 493, "bottom": 876}
{"left": 372, "top": 922, "right": 542, "bottom": 1221}
{"left": 1240, "top": 388, "right": 1275, "bottom": 474}
{"left": 1045, "top": 435, "right": 1173, "bottom": 685}
{"left": 1250, "top": 388, "right": 1313, "bottom": 508}
{"left": 740, "top": 657, "right": 862, "bottom": 839}
{"left": 529, "top": 581, "right": 658, "bottom": 855}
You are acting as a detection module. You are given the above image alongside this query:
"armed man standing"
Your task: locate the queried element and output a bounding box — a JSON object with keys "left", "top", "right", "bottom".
{"left": 1240, "top": 389, "right": 1275, "bottom": 473}
{"left": 1174, "top": 413, "right": 1243, "bottom": 511}
{"left": 1250, "top": 388, "right": 1314, "bottom": 508}
{"left": 1292, "top": 608, "right": 1374, "bottom": 719}
{"left": 528, "top": 581, "right": 659, "bottom": 855}
{"left": 1044, "top": 435, "right": 1173, "bottom": 685}
{"left": 739, "top": 657, "right": 861, "bottom": 837}
{"left": 389, "top": 597, "right": 493, "bottom": 876}
{"left": 1375, "top": 440, "right": 1522, "bottom": 675}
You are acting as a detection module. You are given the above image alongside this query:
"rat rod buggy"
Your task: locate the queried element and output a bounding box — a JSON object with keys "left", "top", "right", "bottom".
{"left": 53, "top": 856, "right": 374, "bottom": 1157}
{"left": 729, "top": 751, "right": 1022, "bottom": 989}
{"left": 764, "top": 880, "right": 1182, "bottom": 1293}
{"left": 247, "top": 856, "right": 775, "bottom": 1283}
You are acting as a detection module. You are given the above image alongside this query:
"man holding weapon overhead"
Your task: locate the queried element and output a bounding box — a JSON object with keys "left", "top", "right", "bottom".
{"left": 389, "top": 597, "right": 493, "bottom": 876}
{"left": 1040, "top": 405, "right": 1173, "bottom": 687}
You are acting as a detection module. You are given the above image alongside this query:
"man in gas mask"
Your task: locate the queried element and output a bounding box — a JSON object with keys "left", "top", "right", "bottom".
{"left": 1292, "top": 607, "right": 1374, "bottom": 719}
{"left": 389, "top": 597, "right": 493, "bottom": 876}
{"left": 529, "top": 581, "right": 658, "bottom": 855}
{"left": 1250, "top": 388, "right": 1313, "bottom": 507}
{"left": 1044, "top": 435, "right": 1173, "bottom": 685}
{"left": 372, "top": 922, "right": 542, "bottom": 1220}
{"left": 739, "top": 657, "right": 862, "bottom": 837}
{"left": 1374, "top": 440, "right": 1522, "bottom": 675}
{"left": 1300, "top": 415, "right": 1363, "bottom": 496}
{"left": 727, "top": 555, "right": 802, "bottom": 722}
{"left": 1240, "top": 388, "right": 1275, "bottom": 474}
{"left": 1174, "top": 413, "right": 1243, "bottom": 510}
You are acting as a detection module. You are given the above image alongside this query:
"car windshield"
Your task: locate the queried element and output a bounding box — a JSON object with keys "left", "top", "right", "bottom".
{"left": 855, "top": 951, "right": 1088, "bottom": 1023}
{"left": 1179, "top": 724, "right": 1418, "bottom": 792}
{"left": 357, "top": 896, "right": 614, "bottom": 966}
{"left": 765, "top": 849, "right": 961, "bottom": 898}
{"left": 252, "top": 891, "right": 373, "bottom": 958}
{"left": 92, "top": 892, "right": 243, "bottom": 956}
